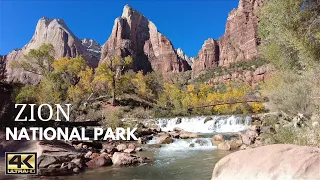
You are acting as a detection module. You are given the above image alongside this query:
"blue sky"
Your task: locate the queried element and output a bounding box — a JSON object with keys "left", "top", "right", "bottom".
{"left": 0, "top": 0, "right": 238, "bottom": 57}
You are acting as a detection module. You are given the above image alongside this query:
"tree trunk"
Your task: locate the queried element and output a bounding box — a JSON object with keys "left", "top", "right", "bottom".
{"left": 111, "top": 76, "right": 116, "bottom": 106}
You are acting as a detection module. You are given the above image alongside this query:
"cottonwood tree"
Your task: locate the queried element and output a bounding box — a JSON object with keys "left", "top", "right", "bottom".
{"left": 9, "top": 44, "right": 55, "bottom": 78}
{"left": 94, "top": 56, "right": 132, "bottom": 105}
{"left": 52, "top": 56, "right": 89, "bottom": 86}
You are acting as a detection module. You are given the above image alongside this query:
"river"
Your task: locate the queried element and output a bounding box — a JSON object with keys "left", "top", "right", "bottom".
{"left": 0, "top": 115, "right": 251, "bottom": 180}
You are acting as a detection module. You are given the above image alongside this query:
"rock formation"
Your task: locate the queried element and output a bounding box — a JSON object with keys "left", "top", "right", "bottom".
{"left": 192, "top": 0, "right": 265, "bottom": 78}
{"left": 81, "top": 38, "right": 101, "bottom": 59}
{"left": 192, "top": 38, "right": 220, "bottom": 77}
{"left": 211, "top": 144, "right": 320, "bottom": 180}
{"left": 176, "top": 48, "right": 194, "bottom": 66}
{"left": 5, "top": 17, "right": 100, "bottom": 84}
{"left": 208, "top": 65, "right": 271, "bottom": 86}
{"left": 101, "top": 5, "right": 190, "bottom": 75}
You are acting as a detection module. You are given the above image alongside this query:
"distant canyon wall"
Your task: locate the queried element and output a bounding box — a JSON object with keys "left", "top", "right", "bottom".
{"left": 3, "top": 0, "right": 266, "bottom": 84}
{"left": 192, "top": 0, "right": 265, "bottom": 78}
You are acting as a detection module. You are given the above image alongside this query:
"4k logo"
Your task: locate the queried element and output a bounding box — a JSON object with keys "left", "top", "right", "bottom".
{"left": 5, "top": 152, "right": 37, "bottom": 175}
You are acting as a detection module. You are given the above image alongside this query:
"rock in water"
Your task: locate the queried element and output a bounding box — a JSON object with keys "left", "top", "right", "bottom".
{"left": 116, "top": 144, "right": 127, "bottom": 152}
{"left": 157, "top": 134, "right": 173, "bottom": 144}
{"left": 211, "top": 134, "right": 225, "bottom": 146}
{"left": 112, "top": 152, "right": 151, "bottom": 166}
{"left": 217, "top": 142, "right": 231, "bottom": 151}
{"left": 211, "top": 144, "right": 320, "bottom": 180}
{"left": 86, "top": 156, "right": 112, "bottom": 167}
{"left": 100, "top": 4, "right": 190, "bottom": 76}
{"left": 5, "top": 17, "right": 100, "bottom": 84}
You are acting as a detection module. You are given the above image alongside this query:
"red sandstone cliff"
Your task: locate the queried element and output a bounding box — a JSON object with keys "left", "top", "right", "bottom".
{"left": 192, "top": 0, "right": 265, "bottom": 78}
{"left": 100, "top": 5, "right": 190, "bottom": 75}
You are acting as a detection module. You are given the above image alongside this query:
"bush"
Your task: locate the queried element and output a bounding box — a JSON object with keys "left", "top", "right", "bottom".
{"left": 262, "top": 68, "right": 319, "bottom": 116}
{"left": 130, "top": 107, "right": 154, "bottom": 119}
{"left": 102, "top": 108, "right": 124, "bottom": 129}
{"left": 193, "top": 58, "right": 268, "bottom": 83}
{"left": 263, "top": 126, "right": 320, "bottom": 147}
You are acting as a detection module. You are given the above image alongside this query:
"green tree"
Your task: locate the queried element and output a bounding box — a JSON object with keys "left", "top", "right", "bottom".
{"left": 94, "top": 56, "right": 132, "bottom": 105}
{"left": 9, "top": 44, "right": 55, "bottom": 78}
{"left": 260, "top": 0, "right": 320, "bottom": 116}
{"left": 52, "top": 56, "right": 89, "bottom": 85}
{"left": 259, "top": 0, "right": 320, "bottom": 70}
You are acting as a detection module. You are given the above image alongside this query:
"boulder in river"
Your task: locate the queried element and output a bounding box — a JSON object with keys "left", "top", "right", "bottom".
{"left": 124, "top": 148, "right": 136, "bottom": 154}
{"left": 157, "top": 134, "right": 173, "bottom": 144}
{"left": 217, "top": 142, "right": 231, "bottom": 151}
{"left": 241, "top": 130, "right": 258, "bottom": 145}
{"left": 112, "top": 152, "right": 151, "bottom": 166}
{"left": 117, "top": 144, "right": 127, "bottom": 151}
{"left": 211, "top": 134, "right": 225, "bottom": 146}
{"left": 212, "top": 144, "right": 320, "bottom": 180}
{"left": 86, "top": 156, "right": 112, "bottom": 167}
{"left": 229, "top": 139, "right": 243, "bottom": 150}
{"left": 179, "top": 132, "right": 200, "bottom": 139}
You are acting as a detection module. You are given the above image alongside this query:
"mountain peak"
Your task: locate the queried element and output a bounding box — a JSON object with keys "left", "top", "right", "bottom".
{"left": 38, "top": 17, "right": 65, "bottom": 27}
{"left": 122, "top": 4, "right": 134, "bottom": 18}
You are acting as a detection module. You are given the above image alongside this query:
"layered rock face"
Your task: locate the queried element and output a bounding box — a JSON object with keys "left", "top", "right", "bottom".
{"left": 192, "top": 38, "right": 220, "bottom": 77}
{"left": 101, "top": 5, "right": 190, "bottom": 75}
{"left": 176, "top": 48, "right": 194, "bottom": 66}
{"left": 219, "top": 0, "right": 263, "bottom": 66}
{"left": 5, "top": 17, "right": 100, "bottom": 84}
{"left": 192, "top": 0, "right": 264, "bottom": 78}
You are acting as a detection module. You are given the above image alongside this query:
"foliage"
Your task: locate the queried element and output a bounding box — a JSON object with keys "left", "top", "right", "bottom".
{"left": 259, "top": 0, "right": 320, "bottom": 71}
{"left": 144, "top": 71, "right": 164, "bottom": 98}
{"left": 93, "top": 56, "right": 132, "bottom": 105}
{"left": 156, "top": 81, "right": 265, "bottom": 117}
{"left": 52, "top": 56, "right": 88, "bottom": 85}
{"left": 167, "top": 71, "right": 192, "bottom": 87}
{"left": 132, "top": 71, "right": 153, "bottom": 99}
{"left": 263, "top": 126, "right": 320, "bottom": 147}
{"left": 260, "top": 0, "right": 320, "bottom": 116}
{"left": 193, "top": 58, "right": 267, "bottom": 84}
{"left": 67, "top": 67, "right": 95, "bottom": 103}
{"left": 9, "top": 44, "right": 55, "bottom": 78}
{"left": 102, "top": 108, "right": 124, "bottom": 130}
{"left": 129, "top": 107, "right": 154, "bottom": 119}
{"left": 11, "top": 45, "right": 94, "bottom": 105}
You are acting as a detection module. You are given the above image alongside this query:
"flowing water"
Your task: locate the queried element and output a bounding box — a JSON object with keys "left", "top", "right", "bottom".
{"left": 63, "top": 115, "right": 250, "bottom": 180}
{"left": 156, "top": 115, "right": 251, "bottom": 133}
{"left": 0, "top": 115, "right": 251, "bottom": 180}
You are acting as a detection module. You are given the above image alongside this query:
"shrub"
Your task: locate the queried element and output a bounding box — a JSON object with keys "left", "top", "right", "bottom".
{"left": 130, "top": 107, "right": 154, "bottom": 119}
{"left": 263, "top": 126, "right": 320, "bottom": 147}
{"left": 102, "top": 108, "right": 124, "bottom": 130}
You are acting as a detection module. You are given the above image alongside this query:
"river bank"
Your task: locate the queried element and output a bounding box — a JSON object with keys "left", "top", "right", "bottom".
{"left": 1, "top": 113, "right": 319, "bottom": 179}
{"left": 0, "top": 115, "right": 251, "bottom": 179}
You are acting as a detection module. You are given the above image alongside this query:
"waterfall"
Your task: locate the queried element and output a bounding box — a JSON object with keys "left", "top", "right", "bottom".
{"left": 156, "top": 115, "right": 251, "bottom": 133}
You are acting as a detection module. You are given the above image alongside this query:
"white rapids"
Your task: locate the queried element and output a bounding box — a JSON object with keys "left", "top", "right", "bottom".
{"left": 156, "top": 115, "right": 252, "bottom": 133}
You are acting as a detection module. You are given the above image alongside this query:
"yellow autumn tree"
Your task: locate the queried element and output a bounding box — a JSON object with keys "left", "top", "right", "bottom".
{"left": 93, "top": 56, "right": 132, "bottom": 105}
{"left": 67, "top": 67, "right": 95, "bottom": 103}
